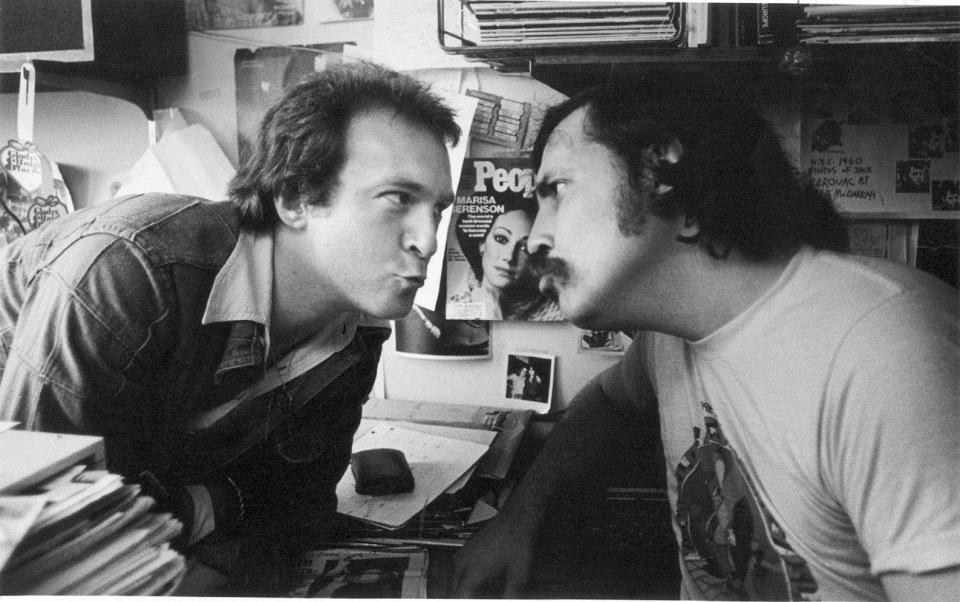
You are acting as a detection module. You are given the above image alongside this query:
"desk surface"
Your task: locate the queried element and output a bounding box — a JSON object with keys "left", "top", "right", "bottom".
{"left": 176, "top": 413, "right": 680, "bottom": 598}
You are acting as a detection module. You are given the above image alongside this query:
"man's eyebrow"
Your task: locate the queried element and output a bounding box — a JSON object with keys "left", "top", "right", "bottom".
{"left": 378, "top": 178, "right": 455, "bottom": 205}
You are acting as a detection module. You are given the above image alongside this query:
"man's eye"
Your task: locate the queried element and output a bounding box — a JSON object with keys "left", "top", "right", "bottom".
{"left": 537, "top": 180, "right": 566, "bottom": 202}
{"left": 384, "top": 191, "right": 412, "bottom": 206}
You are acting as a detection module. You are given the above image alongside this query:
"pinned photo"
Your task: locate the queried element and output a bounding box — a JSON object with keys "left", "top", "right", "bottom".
{"left": 394, "top": 302, "right": 490, "bottom": 360}
{"left": 578, "top": 329, "right": 627, "bottom": 354}
{"left": 504, "top": 352, "right": 555, "bottom": 412}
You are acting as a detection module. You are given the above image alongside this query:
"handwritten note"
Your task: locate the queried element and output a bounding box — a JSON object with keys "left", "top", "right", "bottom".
{"left": 336, "top": 422, "right": 490, "bottom": 529}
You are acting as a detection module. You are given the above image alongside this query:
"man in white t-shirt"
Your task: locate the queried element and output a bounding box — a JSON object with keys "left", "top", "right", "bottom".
{"left": 452, "top": 80, "right": 960, "bottom": 600}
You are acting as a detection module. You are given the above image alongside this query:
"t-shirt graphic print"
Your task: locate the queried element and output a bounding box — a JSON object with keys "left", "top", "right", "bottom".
{"left": 674, "top": 403, "right": 820, "bottom": 600}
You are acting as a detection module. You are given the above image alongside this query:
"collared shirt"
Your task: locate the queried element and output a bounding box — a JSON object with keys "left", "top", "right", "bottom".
{"left": 190, "top": 228, "right": 387, "bottom": 432}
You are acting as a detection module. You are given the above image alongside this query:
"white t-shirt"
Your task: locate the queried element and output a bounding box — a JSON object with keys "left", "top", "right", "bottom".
{"left": 605, "top": 247, "right": 960, "bottom": 600}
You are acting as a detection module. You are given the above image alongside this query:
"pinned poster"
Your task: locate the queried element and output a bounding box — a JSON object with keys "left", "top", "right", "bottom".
{"left": 801, "top": 110, "right": 959, "bottom": 216}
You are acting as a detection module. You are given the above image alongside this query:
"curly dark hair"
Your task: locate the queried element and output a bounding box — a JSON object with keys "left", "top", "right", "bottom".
{"left": 532, "top": 81, "right": 847, "bottom": 260}
{"left": 230, "top": 61, "right": 461, "bottom": 231}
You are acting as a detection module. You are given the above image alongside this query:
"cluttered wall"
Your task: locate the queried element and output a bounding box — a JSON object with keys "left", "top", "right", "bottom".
{"left": 0, "top": 0, "right": 623, "bottom": 412}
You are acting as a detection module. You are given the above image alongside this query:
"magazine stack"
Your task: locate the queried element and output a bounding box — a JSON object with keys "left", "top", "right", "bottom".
{"left": 460, "top": 1, "right": 683, "bottom": 47}
{"left": 797, "top": 4, "right": 960, "bottom": 44}
{"left": 0, "top": 430, "right": 186, "bottom": 595}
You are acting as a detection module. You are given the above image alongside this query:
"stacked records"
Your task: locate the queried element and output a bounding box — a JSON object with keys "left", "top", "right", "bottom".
{"left": 462, "top": 1, "right": 682, "bottom": 46}
{"left": 0, "top": 464, "right": 186, "bottom": 595}
{"left": 797, "top": 5, "right": 960, "bottom": 44}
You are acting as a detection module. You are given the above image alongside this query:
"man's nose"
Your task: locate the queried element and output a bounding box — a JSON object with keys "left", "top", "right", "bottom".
{"left": 404, "top": 210, "right": 438, "bottom": 260}
{"left": 526, "top": 210, "right": 554, "bottom": 257}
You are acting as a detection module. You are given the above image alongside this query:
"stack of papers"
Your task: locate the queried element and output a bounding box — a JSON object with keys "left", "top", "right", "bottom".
{"left": 336, "top": 421, "right": 495, "bottom": 529}
{"left": 0, "top": 465, "right": 186, "bottom": 595}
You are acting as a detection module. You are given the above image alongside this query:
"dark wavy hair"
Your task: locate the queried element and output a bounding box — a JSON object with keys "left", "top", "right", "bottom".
{"left": 230, "top": 61, "right": 461, "bottom": 231}
{"left": 532, "top": 82, "right": 847, "bottom": 260}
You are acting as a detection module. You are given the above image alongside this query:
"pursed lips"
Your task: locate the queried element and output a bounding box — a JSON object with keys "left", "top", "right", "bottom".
{"left": 398, "top": 273, "right": 426, "bottom": 287}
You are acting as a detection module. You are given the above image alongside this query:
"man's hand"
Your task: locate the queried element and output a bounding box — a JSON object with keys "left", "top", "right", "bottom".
{"left": 451, "top": 515, "right": 536, "bottom": 598}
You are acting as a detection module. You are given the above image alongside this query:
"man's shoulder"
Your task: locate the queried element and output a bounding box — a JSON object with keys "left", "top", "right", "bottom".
{"left": 6, "top": 194, "right": 244, "bottom": 279}
{"left": 804, "top": 247, "right": 953, "bottom": 296}
{"left": 84, "top": 193, "right": 242, "bottom": 268}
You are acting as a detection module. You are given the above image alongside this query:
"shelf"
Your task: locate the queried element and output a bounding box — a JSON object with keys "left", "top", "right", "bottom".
{"left": 0, "top": 60, "right": 158, "bottom": 121}
{"left": 469, "top": 41, "right": 958, "bottom": 101}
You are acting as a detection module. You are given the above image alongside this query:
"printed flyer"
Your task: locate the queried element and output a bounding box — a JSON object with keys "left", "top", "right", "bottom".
{"left": 444, "top": 157, "right": 563, "bottom": 322}
{"left": 801, "top": 111, "right": 959, "bottom": 216}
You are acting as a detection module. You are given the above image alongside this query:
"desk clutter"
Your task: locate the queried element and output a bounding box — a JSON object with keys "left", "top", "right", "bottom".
{"left": 333, "top": 398, "right": 531, "bottom": 534}
{"left": 0, "top": 427, "right": 186, "bottom": 595}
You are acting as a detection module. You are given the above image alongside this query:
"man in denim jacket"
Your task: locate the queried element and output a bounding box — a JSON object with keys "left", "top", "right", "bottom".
{"left": 0, "top": 62, "right": 458, "bottom": 590}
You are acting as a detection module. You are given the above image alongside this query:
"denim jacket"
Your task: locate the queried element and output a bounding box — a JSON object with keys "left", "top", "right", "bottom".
{"left": 0, "top": 193, "right": 390, "bottom": 535}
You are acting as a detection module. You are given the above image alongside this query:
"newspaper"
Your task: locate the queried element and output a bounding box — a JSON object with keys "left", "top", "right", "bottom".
{"left": 288, "top": 546, "right": 428, "bottom": 598}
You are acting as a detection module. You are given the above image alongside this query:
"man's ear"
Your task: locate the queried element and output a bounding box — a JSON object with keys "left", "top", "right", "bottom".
{"left": 275, "top": 195, "right": 308, "bottom": 229}
{"left": 679, "top": 214, "right": 700, "bottom": 239}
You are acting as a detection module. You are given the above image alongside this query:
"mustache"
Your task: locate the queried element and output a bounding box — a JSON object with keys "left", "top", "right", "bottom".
{"left": 528, "top": 252, "right": 571, "bottom": 283}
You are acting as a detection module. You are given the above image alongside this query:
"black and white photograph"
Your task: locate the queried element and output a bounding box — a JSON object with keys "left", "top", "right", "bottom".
{"left": 1, "top": 2, "right": 958, "bottom": 600}
{"left": 332, "top": 0, "right": 374, "bottom": 20}
{"left": 503, "top": 352, "right": 554, "bottom": 411}
{"left": 186, "top": 0, "right": 303, "bottom": 31}
{"left": 896, "top": 159, "right": 931, "bottom": 193}
{"left": 578, "top": 329, "right": 626, "bottom": 354}
{"left": 393, "top": 302, "right": 490, "bottom": 360}
{"left": 933, "top": 179, "right": 960, "bottom": 211}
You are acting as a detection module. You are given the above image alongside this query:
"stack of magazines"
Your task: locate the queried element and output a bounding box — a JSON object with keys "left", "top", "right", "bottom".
{"left": 797, "top": 4, "right": 960, "bottom": 44}
{"left": 461, "top": 1, "right": 682, "bottom": 47}
{"left": 0, "top": 464, "right": 186, "bottom": 595}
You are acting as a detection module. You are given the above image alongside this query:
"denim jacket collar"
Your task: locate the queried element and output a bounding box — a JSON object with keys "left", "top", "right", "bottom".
{"left": 201, "top": 228, "right": 272, "bottom": 381}
{"left": 203, "top": 228, "right": 272, "bottom": 327}
{"left": 199, "top": 227, "right": 390, "bottom": 385}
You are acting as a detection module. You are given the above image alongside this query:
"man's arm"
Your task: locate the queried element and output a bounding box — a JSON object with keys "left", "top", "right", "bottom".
{"left": 451, "top": 354, "right": 654, "bottom": 598}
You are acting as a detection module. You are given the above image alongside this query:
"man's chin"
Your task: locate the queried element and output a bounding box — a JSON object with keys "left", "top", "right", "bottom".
{"left": 364, "top": 295, "right": 417, "bottom": 320}
{"left": 557, "top": 295, "right": 610, "bottom": 330}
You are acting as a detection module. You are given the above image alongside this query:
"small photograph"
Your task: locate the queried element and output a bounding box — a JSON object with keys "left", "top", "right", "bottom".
{"left": 186, "top": 0, "right": 303, "bottom": 31}
{"left": 932, "top": 180, "right": 960, "bottom": 212}
{"left": 504, "top": 352, "right": 555, "bottom": 411}
{"left": 333, "top": 0, "right": 374, "bottom": 19}
{"left": 810, "top": 119, "right": 843, "bottom": 153}
{"left": 945, "top": 118, "right": 959, "bottom": 153}
{"left": 908, "top": 124, "right": 946, "bottom": 159}
{"left": 394, "top": 303, "right": 490, "bottom": 360}
{"left": 578, "top": 329, "right": 626, "bottom": 353}
{"left": 895, "top": 160, "right": 930, "bottom": 193}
